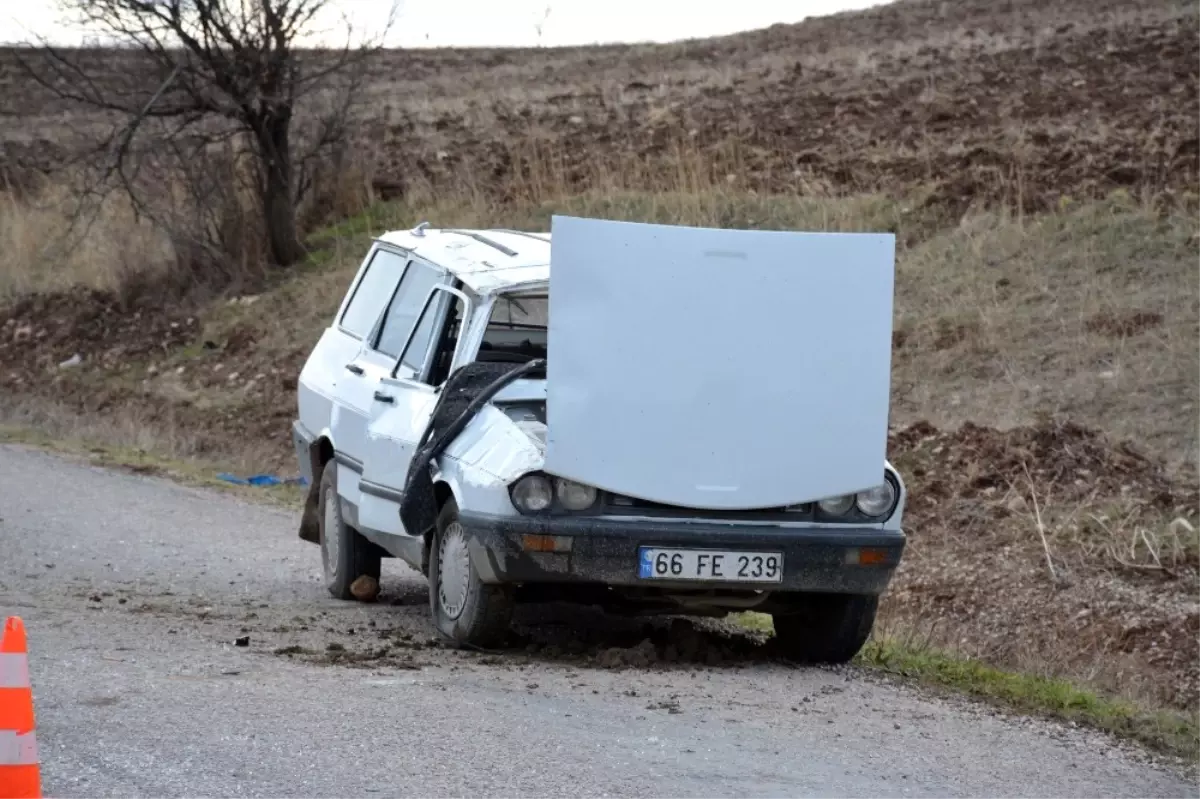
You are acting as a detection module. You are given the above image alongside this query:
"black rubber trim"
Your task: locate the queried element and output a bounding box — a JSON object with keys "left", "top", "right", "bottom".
{"left": 333, "top": 451, "right": 364, "bottom": 473}
{"left": 359, "top": 479, "right": 405, "bottom": 503}
{"left": 461, "top": 511, "right": 903, "bottom": 546}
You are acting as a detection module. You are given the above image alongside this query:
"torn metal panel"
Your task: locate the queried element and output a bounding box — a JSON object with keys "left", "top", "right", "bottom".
{"left": 488, "top": 378, "right": 547, "bottom": 404}
{"left": 543, "top": 215, "right": 896, "bottom": 510}
{"left": 399, "top": 359, "right": 546, "bottom": 539}
{"left": 442, "top": 405, "right": 545, "bottom": 482}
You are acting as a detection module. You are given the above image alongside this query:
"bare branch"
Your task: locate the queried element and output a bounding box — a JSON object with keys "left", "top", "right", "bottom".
{"left": 19, "top": 0, "right": 392, "bottom": 269}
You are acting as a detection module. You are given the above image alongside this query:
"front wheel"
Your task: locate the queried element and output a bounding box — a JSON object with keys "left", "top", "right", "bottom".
{"left": 772, "top": 592, "right": 879, "bottom": 664}
{"left": 318, "top": 461, "right": 381, "bottom": 601}
{"left": 428, "top": 499, "right": 513, "bottom": 647}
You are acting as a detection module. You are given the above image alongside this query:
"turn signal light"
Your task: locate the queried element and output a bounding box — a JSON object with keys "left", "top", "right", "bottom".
{"left": 521, "top": 534, "right": 573, "bottom": 553}
{"left": 844, "top": 547, "right": 891, "bottom": 565}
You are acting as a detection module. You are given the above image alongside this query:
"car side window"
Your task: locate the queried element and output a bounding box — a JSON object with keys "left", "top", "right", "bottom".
{"left": 374, "top": 260, "right": 443, "bottom": 362}
{"left": 397, "top": 289, "right": 447, "bottom": 377}
{"left": 338, "top": 248, "right": 407, "bottom": 339}
{"left": 406, "top": 290, "right": 466, "bottom": 385}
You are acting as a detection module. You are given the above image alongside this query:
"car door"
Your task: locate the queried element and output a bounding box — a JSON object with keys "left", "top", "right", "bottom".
{"left": 327, "top": 246, "right": 414, "bottom": 493}
{"left": 297, "top": 243, "right": 405, "bottom": 455}
{"left": 357, "top": 283, "right": 472, "bottom": 538}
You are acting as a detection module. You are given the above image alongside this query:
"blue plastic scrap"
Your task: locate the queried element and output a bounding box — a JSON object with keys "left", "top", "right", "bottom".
{"left": 217, "top": 472, "right": 308, "bottom": 487}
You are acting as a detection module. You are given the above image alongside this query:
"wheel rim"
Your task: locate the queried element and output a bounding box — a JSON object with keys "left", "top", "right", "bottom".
{"left": 438, "top": 521, "right": 471, "bottom": 620}
{"left": 322, "top": 486, "right": 340, "bottom": 580}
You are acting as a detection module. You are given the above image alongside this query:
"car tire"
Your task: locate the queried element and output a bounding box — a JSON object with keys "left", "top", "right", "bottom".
{"left": 428, "top": 498, "right": 513, "bottom": 648}
{"left": 771, "top": 592, "right": 879, "bottom": 664}
{"left": 318, "top": 460, "right": 381, "bottom": 601}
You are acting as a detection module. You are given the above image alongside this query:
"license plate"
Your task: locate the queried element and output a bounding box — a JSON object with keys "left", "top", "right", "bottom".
{"left": 637, "top": 547, "right": 784, "bottom": 583}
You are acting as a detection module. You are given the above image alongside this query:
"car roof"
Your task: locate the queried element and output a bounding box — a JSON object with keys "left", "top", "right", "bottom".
{"left": 374, "top": 225, "right": 550, "bottom": 295}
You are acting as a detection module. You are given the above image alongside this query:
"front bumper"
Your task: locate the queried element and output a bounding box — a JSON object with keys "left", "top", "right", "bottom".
{"left": 459, "top": 511, "right": 905, "bottom": 596}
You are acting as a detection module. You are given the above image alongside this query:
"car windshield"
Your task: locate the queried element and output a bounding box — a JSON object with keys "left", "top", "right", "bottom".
{"left": 477, "top": 293, "right": 548, "bottom": 364}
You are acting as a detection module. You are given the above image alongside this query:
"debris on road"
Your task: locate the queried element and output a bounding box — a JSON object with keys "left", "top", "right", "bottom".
{"left": 349, "top": 575, "right": 380, "bottom": 603}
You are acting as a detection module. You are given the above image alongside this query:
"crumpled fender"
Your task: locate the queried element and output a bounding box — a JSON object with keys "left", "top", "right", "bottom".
{"left": 399, "top": 360, "right": 546, "bottom": 539}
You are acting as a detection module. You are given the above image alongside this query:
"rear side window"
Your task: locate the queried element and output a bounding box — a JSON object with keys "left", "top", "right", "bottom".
{"left": 339, "top": 248, "right": 407, "bottom": 338}
{"left": 375, "top": 260, "right": 443, "bottom": 359}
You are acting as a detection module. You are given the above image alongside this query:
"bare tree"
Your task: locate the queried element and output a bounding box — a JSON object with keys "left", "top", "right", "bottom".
{"left": 21, "top": 0, "right": 397, "bottom": 268}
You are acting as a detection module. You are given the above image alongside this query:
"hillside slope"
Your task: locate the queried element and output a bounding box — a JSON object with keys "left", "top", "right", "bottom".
{"left": 2, "top": 0, "right": 1194, "bottom": 210}
{"left": 1, "top": 0, "right": 1198, "bottom": 210}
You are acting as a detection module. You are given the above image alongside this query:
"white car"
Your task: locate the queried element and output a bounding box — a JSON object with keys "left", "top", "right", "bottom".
{"left": 292, "top": 218, "right": 907, "bottom": 663}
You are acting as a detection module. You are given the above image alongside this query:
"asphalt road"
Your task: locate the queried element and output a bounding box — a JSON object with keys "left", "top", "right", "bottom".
{"left": 0, "top": 444, "right": 1193, "bottom": 797}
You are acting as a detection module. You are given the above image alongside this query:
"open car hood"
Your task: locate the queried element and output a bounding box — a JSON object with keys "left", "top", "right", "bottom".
{"left": 542, "top": 215, "right": 896, "bottom": 510}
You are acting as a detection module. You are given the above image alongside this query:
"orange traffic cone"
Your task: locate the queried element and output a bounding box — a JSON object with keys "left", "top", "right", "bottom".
{"left": 0, "top": 617, "right": 40, "bottom": 798}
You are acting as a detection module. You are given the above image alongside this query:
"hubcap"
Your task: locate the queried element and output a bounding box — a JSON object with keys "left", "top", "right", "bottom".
{"left": 438, "top": 521, "right": 471, "bottom": 620}
{"left": 322, "top": 487, "right": 340, "bottom": 579}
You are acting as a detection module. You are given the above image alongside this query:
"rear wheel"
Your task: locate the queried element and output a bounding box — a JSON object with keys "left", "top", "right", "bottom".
{"left": 771, "top": 592, "right": 879, "bottom": 664}
{"left": 318, "top": 461, "right": 381, "bottom": 601}
{"left": 429, "top": 498, "right": 514, "bottom": 647}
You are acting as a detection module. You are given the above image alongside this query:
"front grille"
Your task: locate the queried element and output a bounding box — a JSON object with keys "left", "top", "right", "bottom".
{"left": 602, "top": 493, "right": 815, "bottom": 522}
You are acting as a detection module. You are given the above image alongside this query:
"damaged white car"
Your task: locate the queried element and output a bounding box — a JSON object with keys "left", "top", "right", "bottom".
{"left": 292, "top": 216, "right": 906, "bottom": 663}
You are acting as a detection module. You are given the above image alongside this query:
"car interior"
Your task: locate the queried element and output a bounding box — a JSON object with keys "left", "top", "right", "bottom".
{"left": 425, "top": 292, "right": 548, "bottom": 385}
{"left": 476, "top": 294, "right": 548, "bottom": 364}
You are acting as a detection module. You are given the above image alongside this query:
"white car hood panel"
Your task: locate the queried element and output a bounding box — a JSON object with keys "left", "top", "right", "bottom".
{"left": 542, "top": 215, "right": 896, "bottom": 510}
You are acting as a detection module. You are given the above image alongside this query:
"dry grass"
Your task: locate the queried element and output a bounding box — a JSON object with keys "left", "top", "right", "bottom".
{"left": 891, "top": 195, "right": 1199, "bottom": 467}
{"left": 1, "top": 164, "right": 1193, "bottom": 466}
{"left": 0, "top": 393, "right": 281, "bottom": 477}
{"left": 0, "top": 184, "right": 174, "bottom": 299}
{"left": 185, "top": 180, "right": 940, "bottom": 382}
{"left": 196, "top": 187, "right": 1198, "bottom": 467}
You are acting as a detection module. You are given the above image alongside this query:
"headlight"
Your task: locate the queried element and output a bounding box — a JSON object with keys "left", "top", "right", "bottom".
{"left": 555, "top": 478, "right": 598, "bottom": 511}
{"left": 511, "top": 474, "right": 553, "bottom": 513}
{"left": 817, "top": 495, "right": 854, "bottom": 516}
{"left": 855, "top": 481, "right": 897, "bottom": 518}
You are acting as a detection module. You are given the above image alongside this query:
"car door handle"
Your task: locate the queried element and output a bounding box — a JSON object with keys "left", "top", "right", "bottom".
{"left": 373, "top": 391, "right": 395, "bottom": 404}
{"left": 344, "top": 363, "right": 365, "bottom": 375}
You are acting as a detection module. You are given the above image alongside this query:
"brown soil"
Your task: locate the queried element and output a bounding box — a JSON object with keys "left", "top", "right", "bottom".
{"left": 2, "top": 0, "right": 1197, "bottom": 214}
{"left": 1085, "top": 310, "right": 1166, "bottom": 339}
{"left": 886, "top": 419, "right": 1199, "bottom": 710}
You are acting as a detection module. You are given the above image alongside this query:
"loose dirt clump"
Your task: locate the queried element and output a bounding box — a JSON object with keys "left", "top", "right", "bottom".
{"left": 890, "top": 419, "right": 1188, "bottom": 514}
{"left": 1084, "top": 311, "right": 1165, "bottom": 340}
{"left": 504, "top": 608, "right": 768, "bottom": 669}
